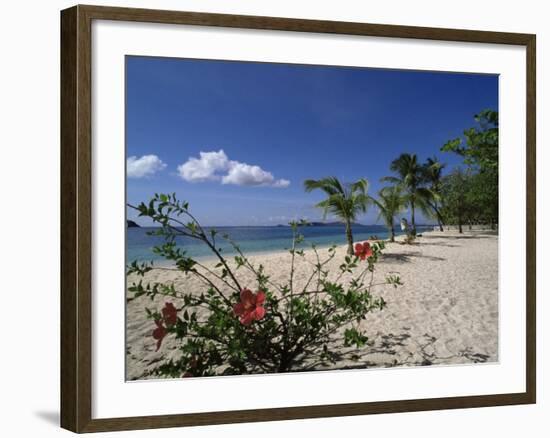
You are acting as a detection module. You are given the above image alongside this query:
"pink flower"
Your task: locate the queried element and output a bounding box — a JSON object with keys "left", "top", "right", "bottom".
{"left": 354, "top": 242, "right": 373, "bottom": 260}
{"left": 152, "top": 320, "right": 167, "bottom": 351}
{"left": 233, "top": 289, "right": 266, "bottom": 325}
{"left": 161, "top": 302, "right": 178, "bottom": 327}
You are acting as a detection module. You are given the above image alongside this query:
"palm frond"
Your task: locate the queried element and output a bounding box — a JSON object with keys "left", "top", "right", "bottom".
{"left": 315, "top": 194, "right": 348, "bottom": 219}
{"left": 303, "top": 176, "right": 346, "bottom": 196}
{"left": 305, "top": 176, "right": 370, "bottom": 223}
{"left": 349, "top": 178, "right": 369, "bottom": 195}
{"left": 372, "top": 186, "right": 407, "bottom": 228}
{"left": 380, "top": 176, "right": 401, "bottom": 185}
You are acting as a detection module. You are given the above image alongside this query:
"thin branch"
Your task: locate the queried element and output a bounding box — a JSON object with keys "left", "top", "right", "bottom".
{"left": 222, "top": 234, "right": 284, "bottom": 293}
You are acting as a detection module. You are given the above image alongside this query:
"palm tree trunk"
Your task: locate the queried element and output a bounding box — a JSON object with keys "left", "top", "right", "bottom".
{"left": 410, "top": 201, "right": 416, "bottom": 235}
{"left": 390, "top": 223, "right": 395, "bottom": 242}
{"left": 435, "top": 206, "right": 444, "bottom": 232}
{"left": 345, "top": 220, "right": 354, "bottom": 255}
{"left": 429, "top": 201, "right": 444, "bottom": 232}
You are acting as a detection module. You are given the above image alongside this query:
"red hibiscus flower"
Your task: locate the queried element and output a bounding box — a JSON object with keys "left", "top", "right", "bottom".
{"left": 354, "top": 242, "right": 373, "bottom": 260}
{"left": 233, "top": 289, "right": 266, "bottom": 325}
{"left": 161, "top": 302, "right": 178, "bottom": 326}
{"left": 152, "top": 320, "right": 167, "bottom": 351}
{"left": 152, "top": 302, "right": 178, "bottom": 351}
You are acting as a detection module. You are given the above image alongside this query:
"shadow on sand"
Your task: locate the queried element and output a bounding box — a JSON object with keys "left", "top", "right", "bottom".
{"left": 381, "top": 251, "right": 446, "bottom": 264}
{"left": 330, "top": 329, "right": 492, "bottom": 371}
{"left": 421, "top": 231, "right": 498, "bottom": 240}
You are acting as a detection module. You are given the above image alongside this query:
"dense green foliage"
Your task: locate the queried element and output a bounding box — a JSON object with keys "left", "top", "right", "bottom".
{"left": 439, "top": 169, "right": 469, "bottom": 233}
{"left": 441, "top": 110, "right": 499, "bottom": 228}
{"left": 442, "top": 109, "right": 498, "bottom": 171}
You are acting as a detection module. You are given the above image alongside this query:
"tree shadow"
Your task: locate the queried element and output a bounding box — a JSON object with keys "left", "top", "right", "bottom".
{"left": 381, "top": 251, "right": 446, "bottom": 264}
{"left": 377, "top": 331, "right": 492, "bottom": 367}
{"left": 368, "top": 332, "right": 412, "bottom": 355}
{"left": 292, "top": 327, "right": 494, "bottom": 372}
{"left": 421, "top": 232, "right": 497, "bottom": 240}
{"left": 459, "top": 348, "right": 491, "bottom": 363}
{"left": 321, "top": 329, "right": 493, "bottom": 371}
{"left": 418, "top": 242, "right": 459, "bottom": 248}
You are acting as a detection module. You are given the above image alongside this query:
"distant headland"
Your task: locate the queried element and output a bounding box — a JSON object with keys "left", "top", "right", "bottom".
{"left": 276, "top": 221, "right": 370, "bottom": 227}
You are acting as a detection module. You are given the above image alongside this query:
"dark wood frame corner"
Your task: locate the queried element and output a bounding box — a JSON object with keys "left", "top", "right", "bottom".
{"left": 60, "top": 4, "right": 536, "bottom": 433}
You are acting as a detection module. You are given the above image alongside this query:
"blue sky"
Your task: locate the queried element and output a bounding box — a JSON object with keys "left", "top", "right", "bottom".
{"left": 126, "top": 56, "right": 498, "bottom": 226}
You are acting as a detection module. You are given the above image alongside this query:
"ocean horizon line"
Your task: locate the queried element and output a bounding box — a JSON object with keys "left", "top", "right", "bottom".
{"left": 127, "top": 222, "right": 437, "bottom": 229}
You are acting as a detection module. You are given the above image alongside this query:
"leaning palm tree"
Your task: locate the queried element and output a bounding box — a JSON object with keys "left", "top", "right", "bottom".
{"left": 382, "top": 153, "right": 431, "bottom": 234}
{"left": 304, "top": 177, "right": 370, "bottom": 254}
{"left": 372, "top": 186, "right": 407, "bottom": 242}
{"left": 422, "top": 156, "right": 446, "bottom": 231}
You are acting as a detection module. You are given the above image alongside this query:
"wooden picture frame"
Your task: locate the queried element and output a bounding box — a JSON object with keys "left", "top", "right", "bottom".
{"left": 61, "top": 4, "right": 536, "bottom": 433}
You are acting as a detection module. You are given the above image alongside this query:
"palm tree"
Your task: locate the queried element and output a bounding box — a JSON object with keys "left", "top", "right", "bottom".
{"left": 372, "top": 186, "right": 407, "bottom": 242}
{"left": 382, "top": 153, "right": 431, "bottom": 235}
{"left": 304, "top": 177, "right": 370, "bottom": 254}
{"left": 422, "top": 156, "right": 446, "bottom": 232}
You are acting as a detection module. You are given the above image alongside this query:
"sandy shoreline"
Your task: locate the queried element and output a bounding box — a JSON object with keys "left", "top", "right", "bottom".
{"left": 126, "top": 230, "right": 498, "bottom": 380}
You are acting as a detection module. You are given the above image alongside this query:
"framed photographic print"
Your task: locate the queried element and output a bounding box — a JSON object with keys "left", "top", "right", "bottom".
{"left": 60, "top": 4, "right": 536, "bottom": 433}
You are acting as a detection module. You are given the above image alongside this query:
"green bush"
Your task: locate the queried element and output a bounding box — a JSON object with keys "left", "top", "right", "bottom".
{"left": 127, "top": 194, "right": 401, "bottom": 378}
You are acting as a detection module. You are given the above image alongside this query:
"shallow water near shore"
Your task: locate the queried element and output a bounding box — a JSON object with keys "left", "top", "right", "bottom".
{"left": 127, "top": 224, "right": 434, "bottom": 262}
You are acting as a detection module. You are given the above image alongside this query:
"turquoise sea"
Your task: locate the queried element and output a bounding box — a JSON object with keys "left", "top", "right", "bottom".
{"left": 126, "top": 224, "right": 433, "bottom": 263}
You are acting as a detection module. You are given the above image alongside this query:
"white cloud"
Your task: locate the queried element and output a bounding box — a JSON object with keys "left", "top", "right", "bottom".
{"left": 127, "top": 155, "right": 166, "bottom": 178}
{"left": 222, "top": 162, "right": 290, "bottom": 187}
{"left": 177, "top": 150, "right": 229, "bottom": 182}
{"left": 273, "top": 178, "right": 291, "bottom": 188}
{"left": 177, "top": 149, "right": 289, "bottom": 188}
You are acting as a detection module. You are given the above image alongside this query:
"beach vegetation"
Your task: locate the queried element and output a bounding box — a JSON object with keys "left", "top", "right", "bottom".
{"left": 439, "top": 168, "right": 470, "bottom": 233}
{"left": 381, "top": 153, "right": 432, "bottom": 235}
{"left": 441, "top": 110, "right": 498, "bottom": 228}
{"left": 421, "top": 157, "right": 446, "bottom": 231}
{"left": 126, "top": 193, "right": 398, "bottom": 377}
{"left": 371, "top": 186, "right": 408, "bottom": 242}
{"left": 303, "top": 177, "right": 371, "bottom": 255}
{"left": 376, "top": 110, "right": 498, "bottom": 233}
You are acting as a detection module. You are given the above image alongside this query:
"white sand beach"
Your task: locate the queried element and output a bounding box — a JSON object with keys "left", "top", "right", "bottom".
{"left": 126, "top": 230, "right": 498, "bottom": 380}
